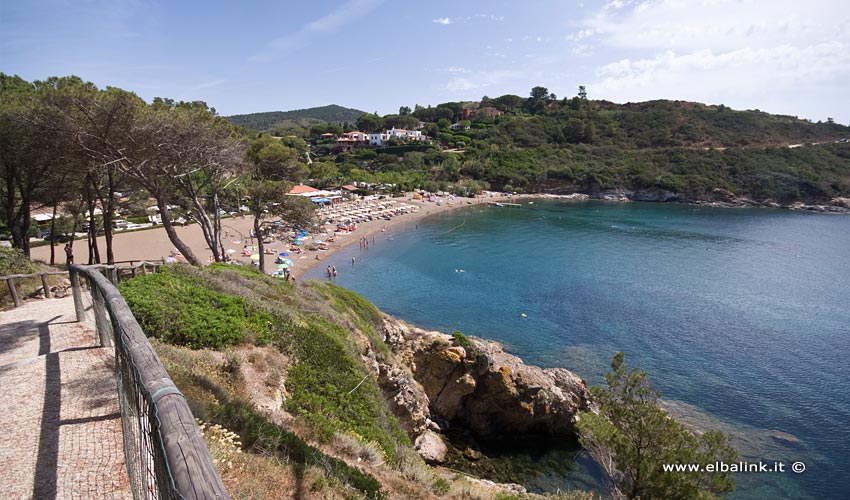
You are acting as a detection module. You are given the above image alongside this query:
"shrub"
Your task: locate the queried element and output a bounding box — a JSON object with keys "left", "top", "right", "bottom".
{"left": 452, "top": 331, "right": 471, "bottom": 348}
{"left": 118, "top": 269, "right": 272, "bottom": 349}
{"left": 1, "top": 247, "right": 39, "bottom": 308}
{"left": 215, "top": 402, "right": 385, "bottom": 499}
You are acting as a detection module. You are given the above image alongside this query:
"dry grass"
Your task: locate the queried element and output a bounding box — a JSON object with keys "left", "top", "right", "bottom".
{"left": 333, "top": 432, "right": 386, "bottom": 469}
{"left": 199, "top": 418, "right": 357, "bottom": 500}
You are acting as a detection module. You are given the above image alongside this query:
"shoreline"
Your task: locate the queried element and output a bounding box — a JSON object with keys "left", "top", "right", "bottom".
{"left": 28, "top": 190, "right": 847, "bottom": 270}
{"left": 290, "top": 195, "right": 498, "bottom": 279}
{"left": 27, "top": 193, "right": 499, "bottom": 275}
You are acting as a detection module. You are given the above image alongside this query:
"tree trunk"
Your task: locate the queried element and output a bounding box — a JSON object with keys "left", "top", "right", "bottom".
{"left": 213, "top": 192, "right": 226, "bottom": 259}
{"left": 183, "top": 175, "right": 221, "bottom": 262}
{"left": 157, "top": 197, "right": 201, "bottom": 266}
{"left": 103, "top": 167, "right": 116, "bottom": 264}
{"left": 49, "top": 203, "right": 57, "bottom": 265}
{"left": 86, "top": 192, "right": 100, "bottom": 264}
{"left": 254, "top": 213, "right": 265, "bottom": 273}
{"left": 20, "top": 200, "right": 32, "bottom": 257}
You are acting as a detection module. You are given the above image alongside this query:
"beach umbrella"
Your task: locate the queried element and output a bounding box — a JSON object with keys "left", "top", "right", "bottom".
{"left": 250, "top": 254, "right": 260, "bottom": 261}
{"left": 292, "top": 240, "right": 303, "bottom": 245}
{"left": 278, "top": 252, "right": 289, "bottom": 256}
{"left": 282, "top": 259, "right": 294, "bottom": 266}
{"left": 313, "top": 239, "right": 324, "bottom": 244}
{"left": 226, "top": 248, "right": 237, "bottom": 254}
{"left": 277, "top": 263, "right": 290, "bottom": 269}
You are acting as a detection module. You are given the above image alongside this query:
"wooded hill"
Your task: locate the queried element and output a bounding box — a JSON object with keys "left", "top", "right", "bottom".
{"left": 227, "top": 104, "right": 365, "bottom": 131}
{"left": 297, "top": 92, "right": 850, "bottom": 204}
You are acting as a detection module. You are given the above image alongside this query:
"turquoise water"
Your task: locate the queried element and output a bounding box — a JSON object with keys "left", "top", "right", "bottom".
{"left": 304, "top": 201, "right": 850, "bottom": 499}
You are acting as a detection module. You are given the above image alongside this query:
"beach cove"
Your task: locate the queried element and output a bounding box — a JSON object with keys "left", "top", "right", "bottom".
{"left": 28, "top": 193, "right": 495, "bottom": 275}
{"left": 305, "top": 199, "right": 850, "bottom": 500}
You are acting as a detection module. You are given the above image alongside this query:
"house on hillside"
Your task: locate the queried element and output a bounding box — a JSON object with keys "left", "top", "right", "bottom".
{"left": 368, "top": 132, "right": 389, "bottom": 146}
{"left": 288, "top": 184, "right": 323, "bottom": 197}
{"left": 335, "top": 137, "right": 362, "bottom": 152}
{"left": 341, "top": 131, "right": 368, "bottom": 142}
{"left": 387, "top": 127, "right": 425, "bottom": 141}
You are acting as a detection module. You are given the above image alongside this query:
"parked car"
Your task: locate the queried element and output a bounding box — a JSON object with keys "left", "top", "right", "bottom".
{"left": 42, "top": 232, "right": 71, "bottom": 243}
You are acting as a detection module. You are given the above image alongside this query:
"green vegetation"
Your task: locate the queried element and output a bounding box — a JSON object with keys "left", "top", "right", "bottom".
{"left": 215, "top": 401, "right": 384, "bottom": 499}
{"left": 226, "top": 104, "right": 366, "bottom": 131}
{"left": 0, "top": 246, "right": 37, "bottom": 308}
{"left": 119, "top": 268, "right": 275, "bottom": 348}
{"left": 5, "top": 77, "right": 848, "bottom": 263}
{"left": 0, "top": 246, "right": 33, "bottom": 276}
{"left": 577, "top": 353, "right": 737, "bottom": 500}
{"left": 119, "top": 264, "right": 408, "bottom": 464}
{"left": 313, "top": 94, "right": 850, "bottom": 203}
{"left": 452, "top": 330, "right": 472, "bottom": 348}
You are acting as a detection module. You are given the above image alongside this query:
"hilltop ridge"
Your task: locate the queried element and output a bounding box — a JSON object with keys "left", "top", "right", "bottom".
{"left": 227, "top": 104, "right": 366, "bottom": 131}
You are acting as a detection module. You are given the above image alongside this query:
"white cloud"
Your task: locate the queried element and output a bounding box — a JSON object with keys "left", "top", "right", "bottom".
{"left": 442, "top": 69, "right": 525, "bottom": 94}
{"left": 588, "top": 0, "right": 850, "bottom": 52}
{"left": 578, "top": 0, "right": 850, "bottom": 121}
{"left": 474, "top": 14, "right": 504, "bottom": 22}
{"left": 434, "top": 14, "right": 503, "bottom": 25}
{"left": 252, "top": 0, "right": 384, "bottom": 61}
{"left": 571, "top": 44, "right": 594, "bottom": 57}
{"left": 566, "top": 28, "right": 597, "bottom": 41}
{"left": 593, "top": 42, "right": 850, "bottom": 105}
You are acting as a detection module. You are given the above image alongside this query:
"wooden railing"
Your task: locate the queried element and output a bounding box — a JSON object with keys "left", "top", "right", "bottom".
{"left": 68, "top": 264, "right": 230, "bottom": 500}
{"left": 3, "top": 271, "right": 69, "bottom": 308}
{"left": 2, "top": 261, "right": 165, "bottom": 309}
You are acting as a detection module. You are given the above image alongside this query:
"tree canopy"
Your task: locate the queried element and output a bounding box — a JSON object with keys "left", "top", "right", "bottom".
{"left": 577, "top": 353, "right": 738, "bottom": 500}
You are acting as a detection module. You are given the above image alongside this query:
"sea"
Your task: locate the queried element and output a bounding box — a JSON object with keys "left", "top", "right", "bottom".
{"left": 304, "top": 200, "right": 850, "bottom": 500}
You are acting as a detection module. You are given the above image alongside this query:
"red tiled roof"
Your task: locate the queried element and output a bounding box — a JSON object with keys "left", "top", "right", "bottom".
{"left": 288, "top": 184, "right": 319, "bottom": 195}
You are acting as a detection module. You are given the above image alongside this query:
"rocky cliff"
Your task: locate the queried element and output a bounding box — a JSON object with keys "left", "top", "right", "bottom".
{"left": 371, "top": 318, "right": 591, "bottom": 464}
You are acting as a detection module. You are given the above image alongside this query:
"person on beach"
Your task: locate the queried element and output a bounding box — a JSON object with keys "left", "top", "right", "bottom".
{"left": 352, "top": 256, "right": 356, "bottom": 265}
{"left": 332, "top": 266, "right": 337, "bottom": 277}
{"left": 64, "top": 244, "right": 73, "bottom": 266}
{"left": 327, "top": 266, "right": 332, "bottom": 278}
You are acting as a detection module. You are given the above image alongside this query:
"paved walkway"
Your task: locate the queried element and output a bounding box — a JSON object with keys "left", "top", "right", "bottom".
{"left": 0, "top": 297, "right": 131, "bottom": 500}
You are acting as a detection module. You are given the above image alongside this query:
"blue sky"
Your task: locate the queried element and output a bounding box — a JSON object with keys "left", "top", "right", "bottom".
{"left": 3, "top": 0, "right": 849, "bottom": 123}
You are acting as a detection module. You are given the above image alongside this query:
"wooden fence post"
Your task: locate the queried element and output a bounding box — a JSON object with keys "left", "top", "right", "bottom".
{"left": 70, "top": 267, "right": 85, "bottom": 322}
{"left": 6, "top": 278, "right": 21, "bottom": 308}
{"left": 41, "top": 274, "right": 52, "bottom": 299}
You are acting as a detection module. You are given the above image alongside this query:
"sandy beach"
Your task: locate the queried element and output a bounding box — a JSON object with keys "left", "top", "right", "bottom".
{"left": 28, "top": 194, "right": 501, "bottom": 279}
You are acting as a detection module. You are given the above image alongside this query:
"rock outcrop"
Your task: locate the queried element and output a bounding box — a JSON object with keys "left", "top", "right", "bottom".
{"left": 375, "top": 318, "right": 591, "bottom": 463}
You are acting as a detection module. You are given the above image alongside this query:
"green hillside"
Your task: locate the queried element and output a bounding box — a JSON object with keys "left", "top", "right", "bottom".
{"left": 227, "top": 104, "right": 365, "bottom": 131}
{"left": 298, "top": 93, "right": 850, "bottom": 204}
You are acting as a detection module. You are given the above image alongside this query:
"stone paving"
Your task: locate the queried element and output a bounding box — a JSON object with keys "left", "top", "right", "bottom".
{"left": 0, "top": 297, "right": 131, "bottom": 500}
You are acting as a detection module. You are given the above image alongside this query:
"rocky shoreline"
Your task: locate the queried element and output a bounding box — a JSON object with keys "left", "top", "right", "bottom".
{"left": 524, "top": 189, "right": 850, "bottom": 214}
{"left": 355, "top": 317, "right": 592, "bottom": 470}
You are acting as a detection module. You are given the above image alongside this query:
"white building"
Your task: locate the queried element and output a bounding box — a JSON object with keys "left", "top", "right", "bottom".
{"left": 386, "top": 127, "right": 425, "bottom": 141}
{"left": 368, "top": 132, "right": 389, "bottom": 146}
{"left": 341, "top": 131, "right": 368, "bottom": 142}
